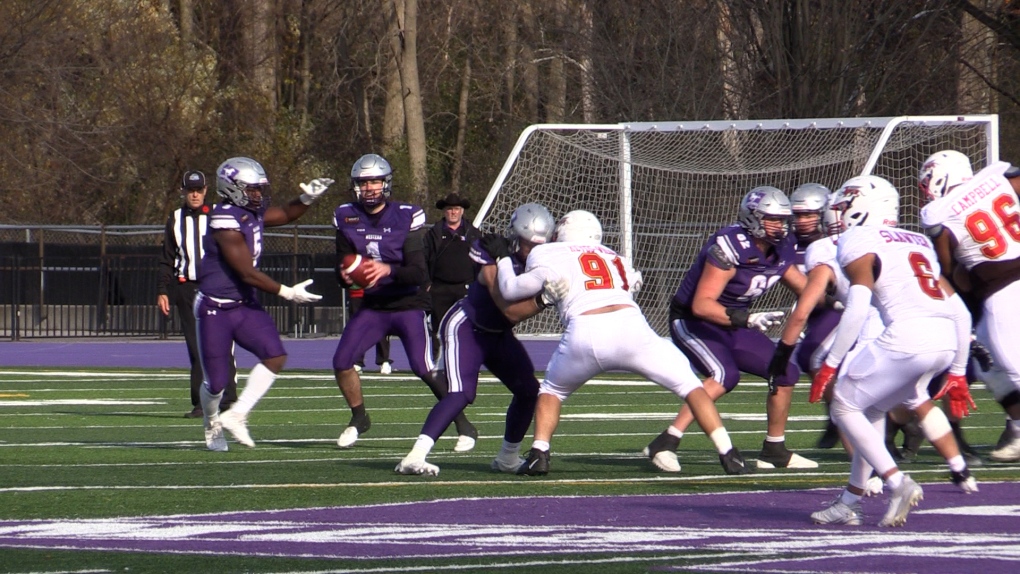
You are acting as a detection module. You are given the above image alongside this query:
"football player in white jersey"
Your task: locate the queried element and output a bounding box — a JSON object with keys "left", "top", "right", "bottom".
{"left": 495, "top": 210, "right": 751, "bottom": 476}
{"left": 770, "top": 180, "right": 977, "bottom": 495}
{"left": 920, "top": 151, "right": 1020, "bottom": 462}
{"left": 808, "top": 176, "right": 974, "bottom": 527}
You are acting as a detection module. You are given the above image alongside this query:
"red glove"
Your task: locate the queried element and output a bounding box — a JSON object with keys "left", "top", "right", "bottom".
{"left": 810, "top": 364, "right": 837, "bottom": 403}
{"left": 933, "top": 373, "right": 977, "bottom": 419}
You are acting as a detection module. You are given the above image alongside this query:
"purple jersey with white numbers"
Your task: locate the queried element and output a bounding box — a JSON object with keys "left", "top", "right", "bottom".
{"left": 333, "top": 200, "right": 427, "bottom": 309}
{"left": 672, "top": 224, "right": 796, "bottom": 310}
{"left": 464, "top": 239, "right": 526, "bottom": 332}
{"left": 198, "top": 203, "right": 263, "bottom": 302}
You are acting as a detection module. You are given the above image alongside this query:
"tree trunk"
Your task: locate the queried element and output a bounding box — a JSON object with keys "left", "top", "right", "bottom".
{"left": 388, "top": 0, "right": 428, "bottom": 202}
{"left": 500, "top": 4, "right": 518, "bottom": 116}
{"left": 250, "top": 0, "right": 277, "bottom": 109}
{"left": 520, "top": 0, "right": 539, "bottom": 123}
{"left": 578, "top": 0, "right": 595, "bottom": 122}
{"left": 546, "top": 0, "right": 566, "bottom": 123}
{"left": 958, "top": 1, "right": 997, "bottom": 113}
{"left": 452, "top": 47, "right": 472, "bottom": 194}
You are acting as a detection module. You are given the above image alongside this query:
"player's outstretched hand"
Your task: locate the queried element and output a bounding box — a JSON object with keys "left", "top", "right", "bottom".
{"left": 541, "top": 277, "right": 569, "bottom": 307}
{"left": 934, "top": 373, "right": 977, "bottom": 419}
{"left": 810, "top": 364, "right": 837, "bottom": 403}
{"left": 480, "top": 233, "right": 510, "bottom": 260}
{"left": 278, "top": 279, "right": 322, "bottom": 304}
{"left": 748, "top": 311, "right": 784, "bottom": 332}
{"left": 299, "top": 178, "right": 335, "bottom": 204}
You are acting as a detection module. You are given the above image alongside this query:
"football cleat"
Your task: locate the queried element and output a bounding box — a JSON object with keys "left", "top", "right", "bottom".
{"left": 720, "top": 448, "right": 753, "bottom": 475}
{"left": 990, "top": 434, "right": 1020, "bottom": 462}
{"left": 379, "top": 361, "right": 393, "bottom": 375}
{"left": 336, "top": 427, "right": 360, "bottom": 448}
{"left": 491, "top": 456, "right": 526, "bottom": 474}
{"left": 454, "top": 435, "right": 476, "bottom": 453}
{"left": 395, "top": 458, "right": 440, "bottom": 476}
{"left": 643, "top": 430, "right": 681, "bottom": 472}
{"left": 756, "top": 440, "right": 818, "bottom": 469}
{"left": 219, "top": 410, "right": 254, "bottom": 448}
{"left": 184, "top": 406, "right": 204, "bottom": 419}
{"left": 204, "top": 415, "right": 228, "bottom": 452}
{"left": 817, "top": 420, "right": 840, "bottom": 450}
{"left": 950, "top": 468, "right": 979, "bottom": 494}
{"left": 864, "top": 476, "right": 884, "bottom": 497}
{"left": 516, "top": 448, "right": 550, "bottom": 476}
{"left": 879, "top": 475, "right": 923, "bottom": 527}
{"left": 811, "top": 497, "right": 863, "bottom": 526}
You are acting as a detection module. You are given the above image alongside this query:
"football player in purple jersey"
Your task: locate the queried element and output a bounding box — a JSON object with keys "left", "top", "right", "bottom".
{"left": 394, "top": 203, "right": 558, "bottom": 476}
{"left": 643, "top": 186, "right": 816, "bottom": 473}
{"left": 197, "top": 157, "right": 333, "bottom": 451}
{"left": 332, "top": 154, "right": 477, "bottom": 450}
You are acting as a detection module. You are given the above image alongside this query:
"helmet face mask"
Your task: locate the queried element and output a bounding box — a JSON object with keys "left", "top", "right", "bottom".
{"left": 216, "top": 157, "right": 271, "bottom": 214}
{"left": 350, "top": 154, "right": 393, "bottom": 208}
{"left": 832, "top": 175, "right": 899, "bottom": 230}
{"left": 919, "top": 150, "right": 973, "bottom": 201}
{"left": 554, "top": 210, "right": 603, "bottom": 244}
{"left": 790, "top": 183, "right": 831, "bottom": 239}
{"left": 509, "top": 202, "right": 555, "bottom": 253}
{"left": 738, "top": 186, "right": 792, "bottom": 245}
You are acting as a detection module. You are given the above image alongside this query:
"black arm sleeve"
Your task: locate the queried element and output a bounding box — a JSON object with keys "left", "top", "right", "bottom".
{"left": 390, "top": 228, "right": 429, "bottom": 286}
{"left": 157, "top": 214, "right": 177, "bottom": 296}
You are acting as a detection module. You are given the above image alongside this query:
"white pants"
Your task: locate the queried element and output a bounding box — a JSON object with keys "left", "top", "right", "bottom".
{"left": 542, "top": 307, "right": 704, "bottom": 400}
{"left": 979, "top": 281, "right": 1020, "bottom": 397}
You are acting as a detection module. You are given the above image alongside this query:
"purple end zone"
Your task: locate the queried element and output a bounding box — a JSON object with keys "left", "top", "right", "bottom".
{"left": 0, "top": 482, "right": 1016, "bottom": 572}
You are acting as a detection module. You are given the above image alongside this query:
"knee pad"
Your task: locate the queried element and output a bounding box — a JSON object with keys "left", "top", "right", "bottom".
{"left": 918, "top": 406, "right": 952, "bottom": 442}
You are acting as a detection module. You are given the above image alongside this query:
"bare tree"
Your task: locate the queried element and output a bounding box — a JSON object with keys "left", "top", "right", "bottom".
{"left": 386, "top": 0, "right": 428, "bottom": 201}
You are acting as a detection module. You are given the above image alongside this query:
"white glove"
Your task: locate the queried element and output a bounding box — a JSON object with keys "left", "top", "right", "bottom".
{"left": 277, "top": 279, "right": 322, "bottom": 303}
{"left": 540, "top": 277, "right": 570, "bottom": 307}
{"left": 629, "top": 269, "right": 643, "bottom": 294}
{"left": 747, "top": 311, "right": 784, "bottom": 332}
{"left": 299, "top": 178, "right": 335, "bottom": 205}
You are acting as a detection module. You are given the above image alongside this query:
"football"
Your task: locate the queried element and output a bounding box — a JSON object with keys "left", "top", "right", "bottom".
{"left": 341, "top": 254, "right": 375, "bottom": 289}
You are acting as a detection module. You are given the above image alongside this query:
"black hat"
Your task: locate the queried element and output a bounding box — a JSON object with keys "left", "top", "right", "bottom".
{"left": 182, "top": 170, "right": 207, "bottom": 190}
{"left": 435, "top": 193, "right": 471, "bottom": 210}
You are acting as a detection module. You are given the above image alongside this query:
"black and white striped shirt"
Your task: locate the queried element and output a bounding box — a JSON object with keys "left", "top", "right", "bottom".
{"left": 158, "top": 204, "right": 210, "bottom": 293}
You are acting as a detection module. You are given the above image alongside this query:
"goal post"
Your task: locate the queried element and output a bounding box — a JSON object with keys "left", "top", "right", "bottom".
{"left": 475, "top": 115, "right": 999, "bottom": 337}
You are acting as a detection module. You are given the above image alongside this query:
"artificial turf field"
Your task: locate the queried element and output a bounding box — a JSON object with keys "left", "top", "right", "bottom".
{"left": 0, "top": 367, "right": 1018, "bottom": 573}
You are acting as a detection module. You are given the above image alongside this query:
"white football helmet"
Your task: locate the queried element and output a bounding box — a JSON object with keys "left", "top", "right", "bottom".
{"left": 509, "top": 202, "right": 555, "bottom": 248}
{"left": 555, "top": 210, "right": 603, "bottom": 244}
{"left": 738, "top": 186, "right": 792, "bottom": 244}
{"left": 831, "top": 175, "right": 899, "bottom": 229}
{"left": 216, "top": 157, "right": 270, "bottom": 213}
{"left": 790, "top": 183, "right": 831, "bottom": 239}
{"left": 918, "top": 150, "right": 973, "bottom": 201}
{"left": 821, "top": 192, "right": 843, "bottom": 236}
{"left": 350, "top": 153, "right": 393, "bottom": 207}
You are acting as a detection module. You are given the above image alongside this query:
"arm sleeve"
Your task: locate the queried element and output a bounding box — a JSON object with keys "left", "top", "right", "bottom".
{"left": 822, "top": 283, "right": 872, "bottom": 368}
{"left": 157, "top": 215, "right": 176, "bottom": 296}
{"left": 389, "top": 228, "right": 429, "bottom": 286}
{"left": 947, "top": 293, "right": 973, "bottom": 375}
{"left": 496, "top": 257, "right": 549, "bottom": 300}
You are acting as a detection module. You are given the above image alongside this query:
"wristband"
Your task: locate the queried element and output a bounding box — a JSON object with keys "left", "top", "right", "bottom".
{"left": 725, "top": 308, "right": 749, "bottom": 329}
{"left": 534, "top": 292, "right": 548, "bottom": 310}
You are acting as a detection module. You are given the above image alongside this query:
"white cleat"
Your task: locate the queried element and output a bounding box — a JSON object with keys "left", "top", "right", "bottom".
{"left": 491, "top": 456, "right": 526, "bottom": 473}
{"left": 336, "top": 426, "right": 359, "bottom": 448}
{"left": 204, "top": 415, "right": 228, "bottom": 452}
{"left": 219, "top": 410, "right": 254, "bottom": 448}
{"left": 811, "top": 498, "right": 863, "bottom": 526}
{"left": 864, "top": 476, "right": 884, "bottom": 497}
{"left": 989, "top": 436, "right": 1020, "bottom": 462}
{"left": 379, "top": 362, "right": 393, "bottom": 375}
{"left": 879, "top": 475, "right": 924, "bottom": 527}
{"left": 395, "top": 458, "right": 440, "bottom": 476}
{"left": 454, "top": 434, "right": 476, "bottom": 452}
{"left": 642, "top": 446, "right": 681, "bottom": 472}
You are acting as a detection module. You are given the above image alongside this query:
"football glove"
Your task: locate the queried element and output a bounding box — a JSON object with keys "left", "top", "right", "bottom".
{"left": 278, "top": 279, "right": 322, "bottom": 303}
{"left": 629, "top": 269, "right": 643, "bottom": 294}
{"left": 299, "top": 178, "right": 335, "bottom": 205}
{"left": 933, "top": 373, "right": 977, "bottom": 419}
{"left": 810, "top": 363, "right": 837, "bottom": 404}
{"left": 540, "top": 277, "right": 570, "bottom": 307}
{"left": 480, "top": 233, "right": 511, "bottom": 260}
{"left": 748, "top": 311, "right": 784, "bottom": 333}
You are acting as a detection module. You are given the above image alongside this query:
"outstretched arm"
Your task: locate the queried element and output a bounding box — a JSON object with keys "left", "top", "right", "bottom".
{"left": 496, "top": 257, "right": 552, "bottom": 300}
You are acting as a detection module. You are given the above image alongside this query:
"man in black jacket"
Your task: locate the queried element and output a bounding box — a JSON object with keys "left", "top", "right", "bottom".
{"left": 157, "top": 170, "right": 237, "bottom": 418}
{"left": 425, "top": 193, "right": 482, "bottom": 351}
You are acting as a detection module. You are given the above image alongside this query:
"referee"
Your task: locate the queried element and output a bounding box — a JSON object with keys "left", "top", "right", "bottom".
{"left": 157, "top": 170, "right": 237, "bottom": 418}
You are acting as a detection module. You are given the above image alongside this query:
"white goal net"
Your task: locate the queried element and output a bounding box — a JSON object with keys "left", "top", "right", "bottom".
{"left": 475, "top": 116, "right": 999, "bottom": 337}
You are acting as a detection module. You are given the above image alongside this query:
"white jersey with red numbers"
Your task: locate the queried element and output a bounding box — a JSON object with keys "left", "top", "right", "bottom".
{"left": 921, "top": 161, "right": 1020, "bottom": 270}
{"left": 836, "top": 225, "right": 957, "bottom": 354}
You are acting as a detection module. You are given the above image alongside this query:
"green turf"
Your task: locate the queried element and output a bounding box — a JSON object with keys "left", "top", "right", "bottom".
{"left": 0, "top": 367, "right": 1016, "bottom": 573}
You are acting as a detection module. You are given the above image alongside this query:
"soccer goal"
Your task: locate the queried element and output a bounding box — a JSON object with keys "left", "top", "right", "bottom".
{"left": 474, "top": 115, "right": 999, "bottom": 337}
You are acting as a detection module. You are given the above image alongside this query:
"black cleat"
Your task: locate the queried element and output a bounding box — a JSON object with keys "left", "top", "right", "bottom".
{"left": 516, "top": 448, "right": 550, "bottom": 476}
{"left": 720, "top": 448, "right": 753, "bottom": 475}
{"left": 184, "top": 406, "right": 203, "bottom": 419}
{"left": 817, "top": 419, "right": 840, "bottom": 449}
{"left": 950, "top": 467, "right": 979, "bottom": 493}
{"left": 756, "top": 440, "right": 818, "bottom": 469}
{"left": 642, "top": 430, "right": 682, "bottom": 472}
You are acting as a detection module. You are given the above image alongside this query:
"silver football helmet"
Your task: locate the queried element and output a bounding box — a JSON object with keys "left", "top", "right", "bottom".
{"left": 216, "top": 157, "right": 270, "bottom": 213}
{"left": 831, "top": 175, "right": 899, "bottom": 229}
{"left": 918, "top": 150, "right": 973, "bottom": 201}
{"left": 555, "top": 210, "right": 603, "bottom": 244}
{"left": 822, "top": 192, "right": 843, "bottom": 236}
{"left": 738, "top": 186, "right": 791, "bottom": 244}
{"left": 790, "top": 183, "right": 832, "bottom": 239}
{"left": 509, "top": 202, "right": 555, "bottom": 252}
{"left": 350, "top": 153, "right": 393, "bottom": 207}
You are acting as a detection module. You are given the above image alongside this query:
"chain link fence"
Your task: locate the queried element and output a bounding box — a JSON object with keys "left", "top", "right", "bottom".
{"left": 0, "top": 224, "right": 349, "bottom": 340}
